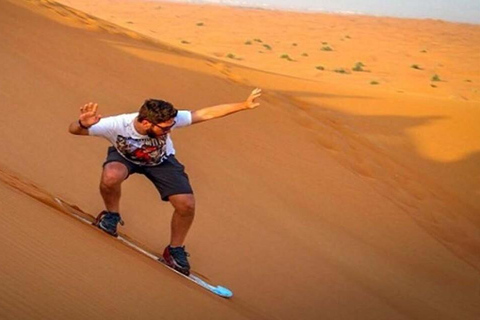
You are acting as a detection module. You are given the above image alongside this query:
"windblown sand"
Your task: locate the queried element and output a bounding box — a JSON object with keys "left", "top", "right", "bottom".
{"left": 0, "top": 0, "right": 479, "bottom": 319}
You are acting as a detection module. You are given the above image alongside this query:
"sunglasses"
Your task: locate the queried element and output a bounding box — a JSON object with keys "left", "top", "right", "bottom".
{"left": 150, "top": 120, "right": 176, "bottom": 132}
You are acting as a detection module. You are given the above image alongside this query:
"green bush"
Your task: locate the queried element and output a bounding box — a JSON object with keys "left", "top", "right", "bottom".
{"left": 334, "top": 68, "right": 348, "bottom": 74}
{"left": 431, "top": 74, "right": 441, "bottom": 82}
{"left": 352, "top": 62, "right": 365, "bottom": 72}
{"left": 321, "top": 46, "right": 333, "bottom": 51}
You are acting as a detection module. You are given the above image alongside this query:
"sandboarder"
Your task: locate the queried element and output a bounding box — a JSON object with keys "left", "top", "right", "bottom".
{"left": 68, "top": 88, "right": 262, "bottom": 275}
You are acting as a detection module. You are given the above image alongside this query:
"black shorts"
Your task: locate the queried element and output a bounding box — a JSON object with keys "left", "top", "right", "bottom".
{"left": 103, "top": 146, "right": 193, "bottom": 201}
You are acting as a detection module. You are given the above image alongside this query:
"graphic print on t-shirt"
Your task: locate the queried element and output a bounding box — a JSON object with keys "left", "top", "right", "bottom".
{"left": 116, "top": 135, "right": 167, "bottom": 165}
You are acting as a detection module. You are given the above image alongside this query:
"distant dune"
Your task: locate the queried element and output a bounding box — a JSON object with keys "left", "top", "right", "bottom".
{"left": 1, "top": 0, "right": 479, "bottom": 319}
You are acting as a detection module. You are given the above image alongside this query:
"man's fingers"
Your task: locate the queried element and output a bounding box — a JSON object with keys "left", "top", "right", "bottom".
{"left": 80, "top": 102, "right": 98, "bottom": 114}
{"left": 245, "top": 88, "right": 262, "bottom": 109}
{"left": 87, "top": 102, "right": 96, "bottom": 112}
{"left": 250, "top": 94, "right": 261, "bottom": 102}
{"left": 250, "top": 88, "right": 262, "bottom": 100}
{"left": 80, "top": 111, "right": 95, "bottom": 119}
{"left": 80, "top": 103, "right": 90, "bottom": 114}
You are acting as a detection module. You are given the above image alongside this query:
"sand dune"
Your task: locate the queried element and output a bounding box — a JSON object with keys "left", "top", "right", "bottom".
{"left": 1, "top": 0, "right": 479, "bottom": 319}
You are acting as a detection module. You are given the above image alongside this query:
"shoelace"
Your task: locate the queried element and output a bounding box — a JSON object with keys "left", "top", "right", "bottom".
{"left": 99, "top": 212, "right": 124, "bottom": 227}
{"left": 117, "top": 217, "right": 125, "bottom": 226}
{"left": 170, "top": 246, "right": 190, "bottom": 264}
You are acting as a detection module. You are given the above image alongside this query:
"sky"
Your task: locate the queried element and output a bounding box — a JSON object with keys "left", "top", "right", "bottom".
{"left": 175, "top": 0, "right": 480, "bottom": 24}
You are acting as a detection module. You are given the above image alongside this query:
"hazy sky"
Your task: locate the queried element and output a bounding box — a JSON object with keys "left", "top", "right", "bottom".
{"left": 178, "top": 0, "right": 480, "bottom": 24}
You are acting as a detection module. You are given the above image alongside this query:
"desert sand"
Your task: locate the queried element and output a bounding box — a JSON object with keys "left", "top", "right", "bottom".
{"left": 0, "top": 0, "right": 479, "bottom": 319}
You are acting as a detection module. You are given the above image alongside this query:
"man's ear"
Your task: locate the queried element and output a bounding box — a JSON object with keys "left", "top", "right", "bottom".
{"left": 139, "top": 119, "right": 151, "bottom": 128}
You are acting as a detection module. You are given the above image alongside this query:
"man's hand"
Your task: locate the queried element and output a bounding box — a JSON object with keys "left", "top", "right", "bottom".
{"left": 79, "top": 102, "right": 102, "bottom": 128}
{"left": 245, "top": 88, "right": 262, "bottom": 109}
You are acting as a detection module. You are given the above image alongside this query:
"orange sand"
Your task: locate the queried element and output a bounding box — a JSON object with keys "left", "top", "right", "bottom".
{"left": 1, "top": 0, "right": 479, "bottom": 319}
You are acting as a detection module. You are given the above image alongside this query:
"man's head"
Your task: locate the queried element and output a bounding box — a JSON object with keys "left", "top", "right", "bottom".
{"left": 137, "top": 99, "right": 178, "bottom": 138}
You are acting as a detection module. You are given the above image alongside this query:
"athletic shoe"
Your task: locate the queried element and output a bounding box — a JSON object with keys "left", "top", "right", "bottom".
{"left": 94, "top": 210, "right": 124, "bottom": 237}
{"left": 162, "top": 245, "right": 191, "bottom": 275}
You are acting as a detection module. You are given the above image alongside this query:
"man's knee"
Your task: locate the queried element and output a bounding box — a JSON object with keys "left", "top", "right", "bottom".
{"left": 170, "top": 194, "right": 195, "bottom": 216}
{"left": 101, "top": 162, "right": 128, "bottom": 188}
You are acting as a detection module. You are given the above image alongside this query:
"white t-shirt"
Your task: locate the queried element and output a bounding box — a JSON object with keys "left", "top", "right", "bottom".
{"left": 89, "top": 111, "right": 192, "bottom": 166}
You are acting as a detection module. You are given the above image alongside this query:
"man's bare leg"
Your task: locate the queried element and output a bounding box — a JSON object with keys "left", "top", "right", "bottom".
{"left": 168, "top": 194, "right": 195, "bottom": 247}
{"left": 100, "top": 162, "right": 128, "bottom": 212}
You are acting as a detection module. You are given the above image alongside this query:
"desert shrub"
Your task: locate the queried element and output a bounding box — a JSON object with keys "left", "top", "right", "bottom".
{"left": 280, "top": 54, "right": 294, "bottom": 61}
{"left": 334, "top": 68, "right": 348, "bottom": 74}
{"left": 353, "top": 62, "right": 365, "bottom": 72}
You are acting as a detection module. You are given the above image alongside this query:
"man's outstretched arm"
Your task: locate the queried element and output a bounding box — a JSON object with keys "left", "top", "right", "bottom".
{"left": 191, "top": 88, "right": 261, "bottom": 124}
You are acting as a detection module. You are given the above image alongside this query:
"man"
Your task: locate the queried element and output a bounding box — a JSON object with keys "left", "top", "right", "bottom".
{"left": 68, "top": 88, "right": 262, "bottom": 275}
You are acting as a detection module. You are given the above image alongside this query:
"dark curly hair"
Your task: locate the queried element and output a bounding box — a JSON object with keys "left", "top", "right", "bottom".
{"left": 138, "top": 99, "right": 178, "bottom": 123}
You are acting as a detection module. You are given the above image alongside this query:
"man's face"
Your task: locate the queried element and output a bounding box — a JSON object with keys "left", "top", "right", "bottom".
{"left": 146, "top": 118, "right": 176, "bottom": 138}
